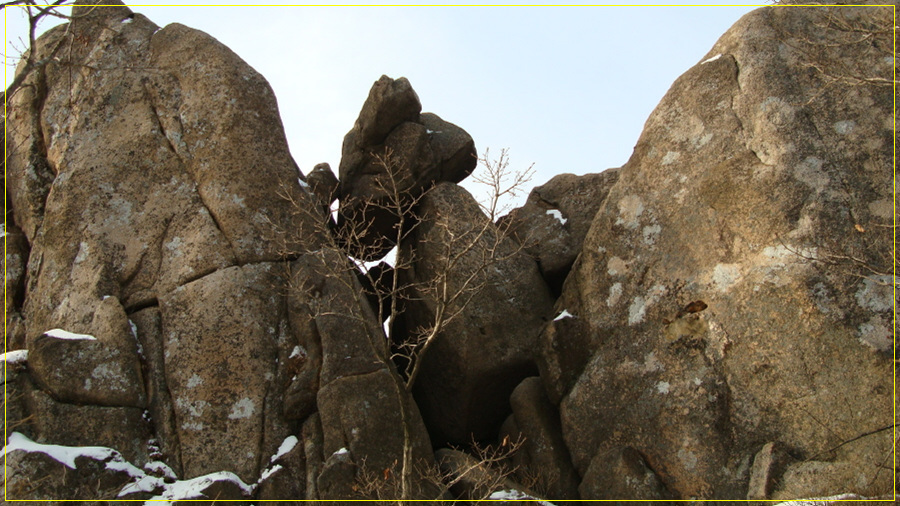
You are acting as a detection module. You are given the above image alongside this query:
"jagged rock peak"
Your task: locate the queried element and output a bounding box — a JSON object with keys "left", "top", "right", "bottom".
{"left": 337, "top": 75, "right": 478, "bottom": 261}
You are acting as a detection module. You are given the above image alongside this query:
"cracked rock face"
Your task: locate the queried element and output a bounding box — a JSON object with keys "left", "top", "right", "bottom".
{"left": 5, "top": 0, "right": 331, "bottom": 486}
{"left": 543, "top": 4, "right": 895, "bottom": 499}
{"left": 5, "top": 1, "right": 435, "bottom": 494}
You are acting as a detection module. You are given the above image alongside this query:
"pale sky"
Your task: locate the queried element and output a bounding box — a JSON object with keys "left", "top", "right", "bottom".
{"left": 4, "top": 1, "right": 769, "bottom": 205}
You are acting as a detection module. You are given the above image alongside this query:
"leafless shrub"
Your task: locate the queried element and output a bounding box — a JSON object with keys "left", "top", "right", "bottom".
{"left": 269, "top": 147, "right": 534, "bottom": 501}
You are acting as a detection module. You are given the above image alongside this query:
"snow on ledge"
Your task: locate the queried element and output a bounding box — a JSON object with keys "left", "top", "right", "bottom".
{"left": 554, "top": 310, "right": 575, "bottom": 322}
{"left": 774, "top": 493, "right": 870, "bottom": 506}
{"left": 3, "top": 432, "right": 141, "bottom": 473}
{"left": 141, "top": 470, "right": 256, "bottom": 503}
{"left": 44, "top": 329, "right": 97, "bottom": 341}
{"left": 3, "top": 432, "right": 258, "bottom": 502}
{"left": 258, "top": 464, "right": 283, "bottom": 483}
{"left": 488, "top": 489, "right": 555, "bottom": 505}
{"left": 1, "top": 349, "right": 28, "bottom": 364}
{"left": 546, "top": 209, "right": 567, "bottom": 225}
{"left": 701, "top": 53, "right": 723, "bottom": 64}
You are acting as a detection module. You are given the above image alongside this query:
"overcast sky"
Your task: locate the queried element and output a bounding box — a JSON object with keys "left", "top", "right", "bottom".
{"left": 4, "top": 1, "right": 769, "bottom": 205}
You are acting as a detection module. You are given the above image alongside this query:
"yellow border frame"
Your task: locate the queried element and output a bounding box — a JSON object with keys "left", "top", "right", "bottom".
{"left": 1, "top": 2, "right": 897, "bottom": 503}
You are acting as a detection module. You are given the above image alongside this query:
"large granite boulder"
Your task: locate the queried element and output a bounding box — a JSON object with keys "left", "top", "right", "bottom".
{"left": 500, "top": 169, "right": 620, "bottom": 294}
{"left": 337, "top": 76, "right": 477, "bottom": 260}
{"left": 397, "top": 183, "right": 555, "bottom": 447}
{"left": 542, "top": 4, "right": 895, "bottom": 500}
{"left": 4, "top": 0, "right": 325, "bottom": 485}
{"left": 158, "top": 263, "right": 295, "bottom": 482}
{"left": 500, "top": 377, "right": 580, "bottom": 500}
{"left": 7, "top": 0, "right": 328, "bottom": 343}
{"left": 29, "top": 296, "right": 146, "bottom": 408}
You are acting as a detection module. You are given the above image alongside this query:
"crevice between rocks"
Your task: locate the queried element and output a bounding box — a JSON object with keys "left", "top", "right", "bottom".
{"left": 125, "top": 297, "right": 159, "bottom": 314}
{"left": 167, "top": 258, "right": 293, "bottom": 293}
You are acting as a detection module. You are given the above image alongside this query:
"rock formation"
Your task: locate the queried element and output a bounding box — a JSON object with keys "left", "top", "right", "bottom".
{"left": 3, "top": 0, "right": 432, "bottom": 500}
{"left": 2, "top": 0, "right": 895, "bottom": 503}
{"left": 337, "top": 76, "right": 478, "bottom": 261}
{"left": 539, "top": 3, "right": 896, "bottom": 500}
{"left": 500, "top": 169, "right": 620, "bottom": 294}
{"left": 396, "top": 183, "right": 555, "bottom": 447}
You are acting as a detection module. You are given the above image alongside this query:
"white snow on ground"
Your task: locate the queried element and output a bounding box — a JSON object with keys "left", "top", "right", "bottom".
{"left": 553, "top": 310, "right": 574, "bottom": 321}
{"left": 546, "top": 209, "right": 567, "bottom": 225}
{"left": 701, "top": 53, "right": 722, "bottom": 64}
{"left": 333, "top": 447, "right": 349, "bottom": 457}
{"left": 144, "top": 460, "right": 177, "bottom": 481}
{"left": 774, "top": 494, "right": 869, "bottom": 506}
{"left": 488, "top": 489, "right": 555, "bottom": 505}
{"left": 44, "top": 328, "right": 97, "bottom": 341}
{"left": 1, "top": 349, "right": 28, "bottom": 364}
{"left": 141, "top": 471, "right": 256, "bottom": 503}
{"left": 289, "top": 346, "right": 303, "bottom": 359}
{"left": 3, "top": 432, "right": 257, "bottom": 503}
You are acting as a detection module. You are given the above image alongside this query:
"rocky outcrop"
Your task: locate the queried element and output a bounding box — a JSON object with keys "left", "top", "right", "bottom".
{"left": 3, "top": 0, "right": 329, "bottom": 485}
{"left": 397, "top": 183, "right": 555, "bottom": 447}
{"left": 500, "top": 169, "right": 620, "bottom": 294}
{"left": 542, "top": 3, "right": 895, "bottom": 500}
{"left": 3, "top": 0, "right": 432, "bottom": 500}
{"left": 3, "top": 0, "right": 893, "bottom": 502}
{"left": 29, "top": 297, "right": 145, "bottom": 409}
{"left": 337, "top": 76, "right": 477, "bottom": 260}
{"left": 159, "top": 263, "right": 294, "bottom": 481}
{"left": 288, "top": 248, "right": 434, "bottom": 495}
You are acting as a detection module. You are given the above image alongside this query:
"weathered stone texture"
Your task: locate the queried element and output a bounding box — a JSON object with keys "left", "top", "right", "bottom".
{"left": 543, "top": 4, "right": 895, "bottom": 499}
{"left": 398, "top": 183, "right": 554, "bottom": 446}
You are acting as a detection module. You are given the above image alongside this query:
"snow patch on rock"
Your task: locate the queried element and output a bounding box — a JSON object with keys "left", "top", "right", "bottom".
{"left": 271, "top": 435, "right": 298, "bottom": 463}
{"left": 1, "top": 349, "right": 28, "bottom": 364}
{"left": 554, "top": 310, "right": 574, "bottom": 322}
{"left": 546, "top": 209, "right": 567, "bottom": 225}
{"left": 44, "top": 329, "right": 97, "bottom": 341}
